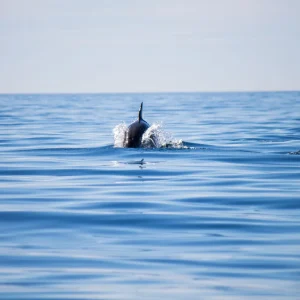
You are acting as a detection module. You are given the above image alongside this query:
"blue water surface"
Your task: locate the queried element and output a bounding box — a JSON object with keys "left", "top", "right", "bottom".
{"left": 0, "top": 92, "right": 300, "bottom": 299}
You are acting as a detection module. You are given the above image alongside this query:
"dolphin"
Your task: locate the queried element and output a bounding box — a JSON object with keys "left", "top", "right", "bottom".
{"left": 124, "top": 102, "right": 150, "bottom": 148}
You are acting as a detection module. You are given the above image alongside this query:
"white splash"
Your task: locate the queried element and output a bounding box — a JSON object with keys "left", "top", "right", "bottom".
{"left": 113, "top": 122, "right": 128, "bottom": 148}
{"left": 113, "top": 122, "right": 187, "bottom": 149}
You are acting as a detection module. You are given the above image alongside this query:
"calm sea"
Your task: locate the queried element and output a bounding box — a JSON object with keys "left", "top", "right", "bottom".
{"left": 0, "top": 92, "right": 300, "bottom": 299}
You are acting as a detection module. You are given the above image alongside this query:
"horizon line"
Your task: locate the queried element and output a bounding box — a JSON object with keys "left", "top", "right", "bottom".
{"left": 0, "top": 89, "right": 299, "bottom": 95}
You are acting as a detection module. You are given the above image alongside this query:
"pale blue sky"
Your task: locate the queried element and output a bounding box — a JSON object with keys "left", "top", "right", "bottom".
{"left": 1, "top": 0, "right": 299, "bottom": 93}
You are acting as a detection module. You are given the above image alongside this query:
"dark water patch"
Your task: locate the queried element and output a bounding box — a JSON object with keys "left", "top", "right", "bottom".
{"left": 1, "top": 211, "right": 298, "bottom": 235}
{"left": 3, "top": 273, "right": 104, "bottom": 287}
{"left": 69, "top": 201, "right": 166, "bottom": 211}
{"left": 289, "top": 150, "right": 300, "bottom": 155}
{"left": 0, "top": 167, "right": 195, "bottom": 177}
{"left": 175, "top": 195, "right": 300, "bottom": 209}
{"left": 5, "top": 145, "right": 115, "bottom": 157}
{"left": 0, "top": 254, "right": 133, "bottom": 269}
{"left": 195, "top": 270, "right": 300, "bottom": 282}
{"left": 135, "top": 257, "right": 300, "bottom": 270}
{"left": 210, "top": 153, "right": 300, "bottom": 165}
{"left": 118, "top": 236, "right": 300, "bottom": 247}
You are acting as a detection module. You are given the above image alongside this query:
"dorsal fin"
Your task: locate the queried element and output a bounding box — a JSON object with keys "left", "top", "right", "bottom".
{"left": 138, "top": 102, "right": 143, "bottom": 123}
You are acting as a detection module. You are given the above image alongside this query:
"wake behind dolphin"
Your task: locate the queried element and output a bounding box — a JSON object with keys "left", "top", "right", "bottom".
{"left": 113, "top": 103, "right": 186, "bottom": 149}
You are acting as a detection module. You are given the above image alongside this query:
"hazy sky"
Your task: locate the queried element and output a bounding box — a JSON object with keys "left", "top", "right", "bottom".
{"left": 1, "top": 0, "right": 299, "bottom": 93}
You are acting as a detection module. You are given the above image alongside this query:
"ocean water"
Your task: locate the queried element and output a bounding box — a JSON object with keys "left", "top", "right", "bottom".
{"left": 0, "top": 92, "right": 300, "bottom": 300}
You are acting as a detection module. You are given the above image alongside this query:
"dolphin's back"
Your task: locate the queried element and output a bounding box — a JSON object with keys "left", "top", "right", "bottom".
{"left": 125, "top": 119, "right": 149, "bottom": 148}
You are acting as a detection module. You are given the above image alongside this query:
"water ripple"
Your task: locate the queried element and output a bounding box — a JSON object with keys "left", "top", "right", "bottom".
{"left": 1, "top": 92, "right": 300, "bottom": 299}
